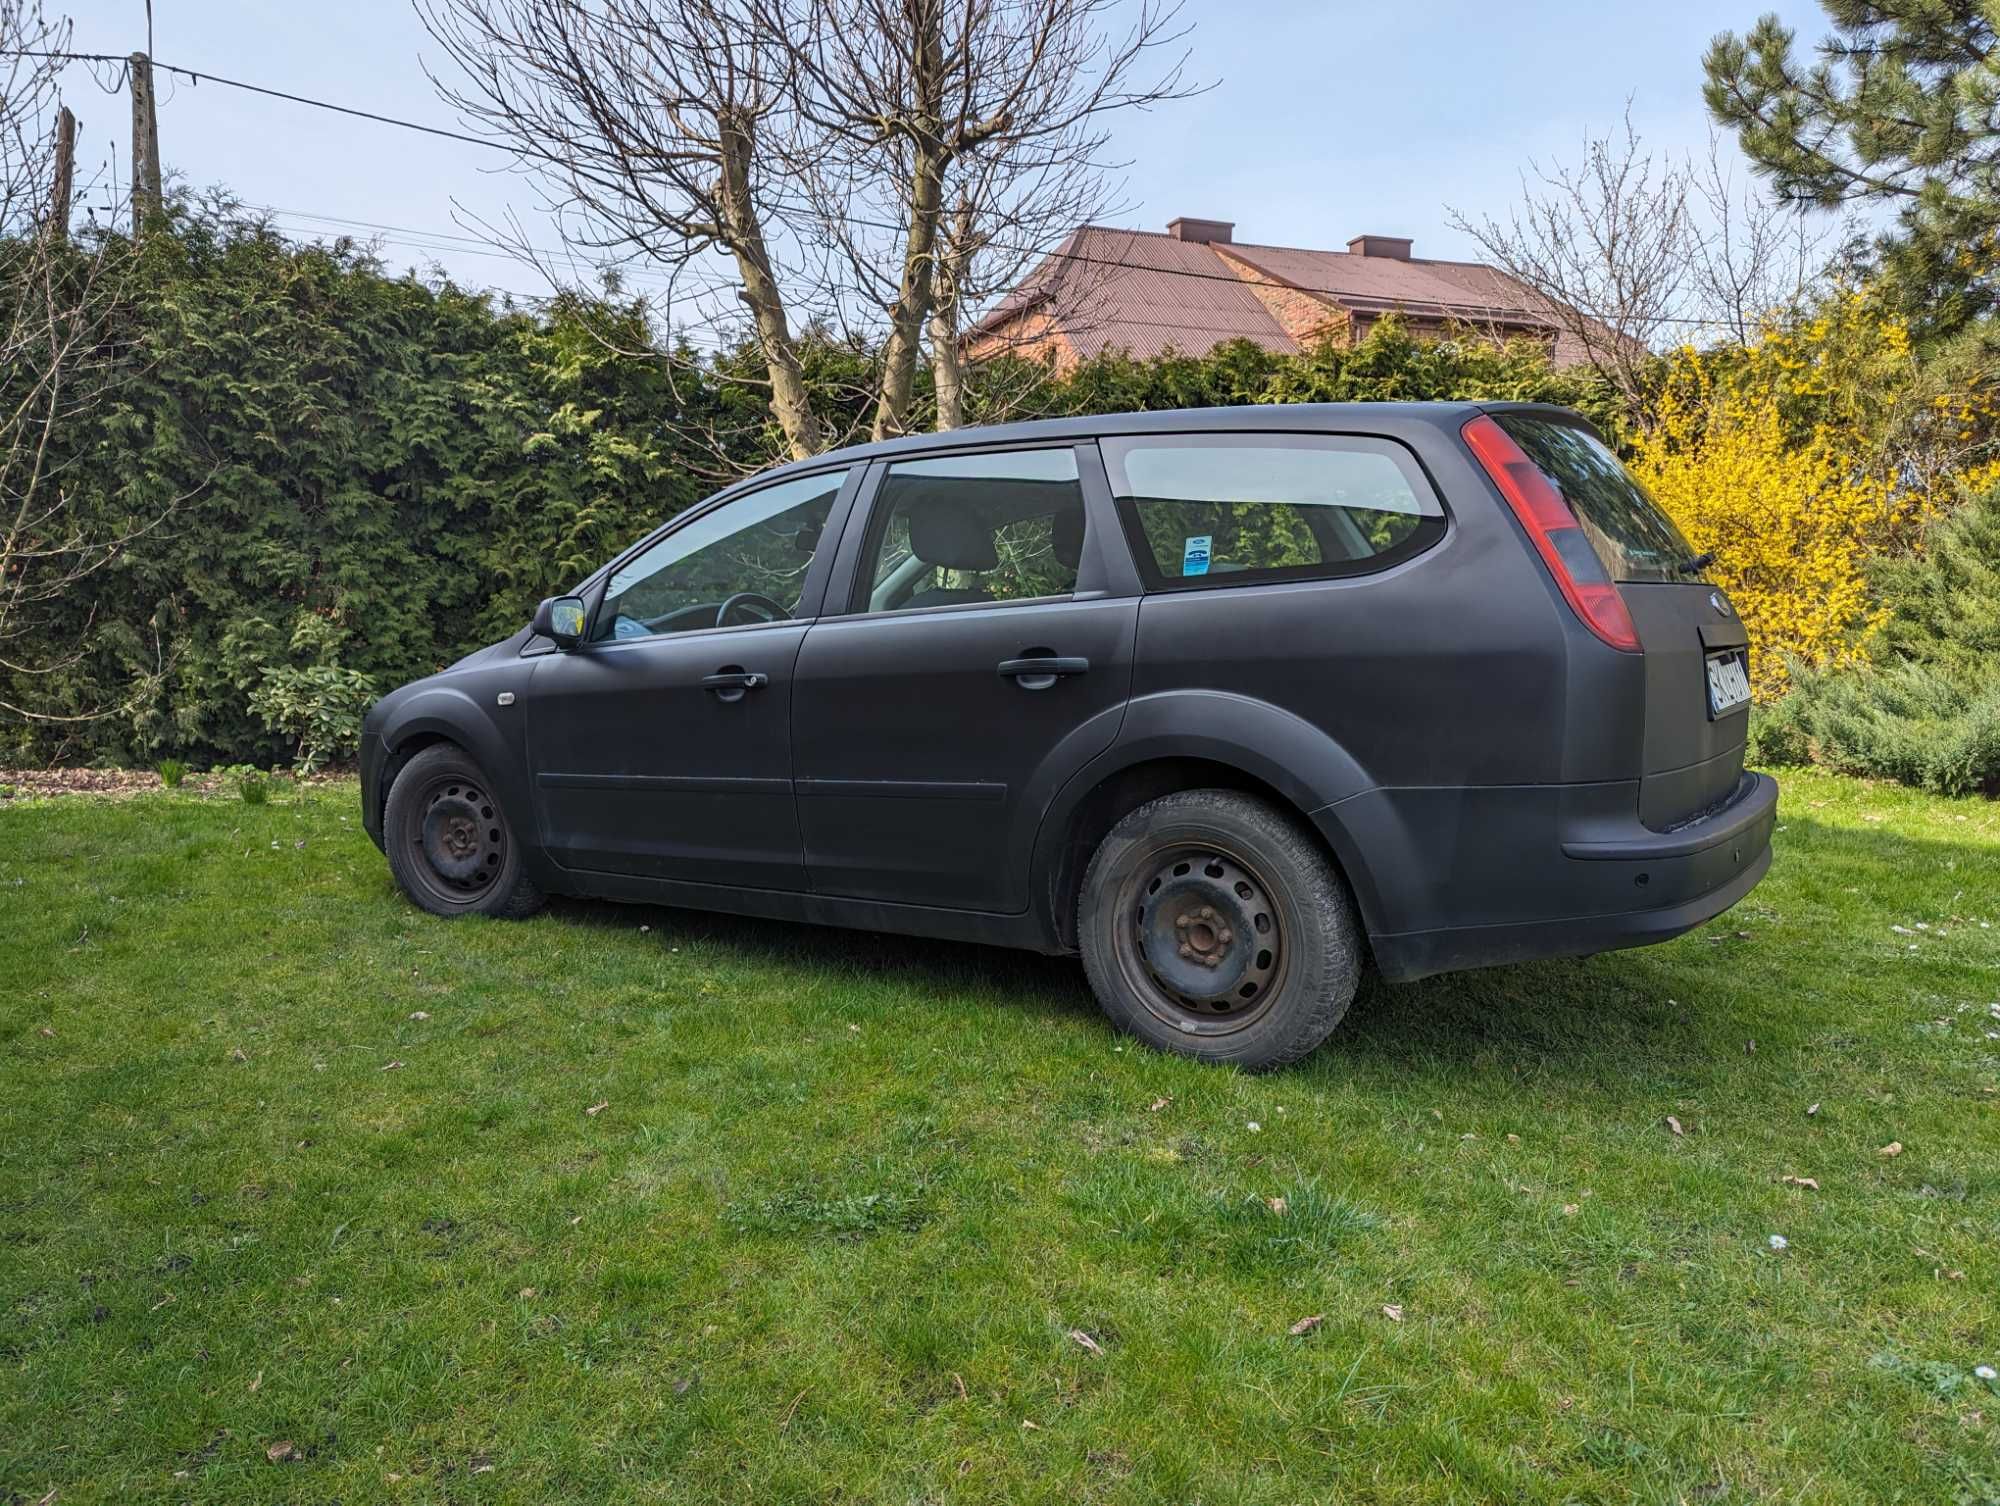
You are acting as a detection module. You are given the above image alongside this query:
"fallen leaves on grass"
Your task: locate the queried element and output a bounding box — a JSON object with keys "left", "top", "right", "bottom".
{"left": 1148, "top": 1097, "right": 1170, "bottom": 1112}
{"left": 1879, "top": 1141, "right": 1904, "bottom": 1158}
{"left": 1289, "top": 1314, "right": 1324, "bottom": 1336}
{"left": 1665, "top": 1115, "right": 1684, "bottom": 1136}
{"left": 1782, "top": 1175, "right": 1820, "bottom": 1190}
{"left": 1067, "top": 1329, "right": 1106, "bottom": 1357}
{"left": 1265, "top": 1196, "right": 1287, "bottom": 1215}
{"left": 380, "top": 1060, "right": 402, "bottom": 1073}
{"left": 265, "top": 1441, "right": 297, "bottom": 1464}
{"left": 1381, "top": 1304, "right": 1404, "bottom": 1322}
{"left": 586, "top": 1101, "right": 609, "bottom": 1116}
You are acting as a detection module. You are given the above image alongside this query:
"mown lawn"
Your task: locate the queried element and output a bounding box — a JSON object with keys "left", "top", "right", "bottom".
{"left": 2, "top": 770, "right": 1997, "bottom": 1505}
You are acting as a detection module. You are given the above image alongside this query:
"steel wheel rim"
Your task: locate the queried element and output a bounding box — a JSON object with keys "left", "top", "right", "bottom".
{"left": 1110, "top": 836, "right": 1288, "bottom": 1037}
{"left": 403, "top": 774, "right": 505, "bottom": 904}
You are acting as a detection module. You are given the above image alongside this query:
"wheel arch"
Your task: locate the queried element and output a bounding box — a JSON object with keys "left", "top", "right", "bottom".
{"left": 1033, "top": 693, "right": 1387, "bottom": 953}
{"left": 370, "top": 685, "right": 530, "bottom": 849}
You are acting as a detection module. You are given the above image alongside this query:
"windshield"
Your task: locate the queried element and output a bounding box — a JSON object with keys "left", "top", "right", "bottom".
{"left": 1492, "top": 414, "right": 1698, "bottom": 584}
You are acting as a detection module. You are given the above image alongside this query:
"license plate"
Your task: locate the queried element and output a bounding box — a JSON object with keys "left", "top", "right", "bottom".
{"left": 1706, "top": 650, "right": 1750, "bottom": 718}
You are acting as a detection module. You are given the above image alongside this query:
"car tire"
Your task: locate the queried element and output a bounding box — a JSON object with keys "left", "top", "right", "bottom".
{"left": 1078, "top": 789, "right": 1362, "bottom": 1070}
{"left": 383, "top": 744, "right": 546, "bottom": 920}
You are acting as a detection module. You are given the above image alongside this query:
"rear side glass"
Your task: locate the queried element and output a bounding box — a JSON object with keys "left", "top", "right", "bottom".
{"left": 1490, "top": 415, "right": 1695, "bottom": 584}
{"left": 1100, "top": 434, "right": 1444, "bottom": 588}
{"left": 857, "top": 446, "right": 1087, "bottom": 614}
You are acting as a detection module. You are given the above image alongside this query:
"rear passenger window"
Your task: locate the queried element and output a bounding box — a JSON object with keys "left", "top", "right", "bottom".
{"left": 1101, "top": 434, "right": 1444, "bottom": 588}
{"left": 857, "top": 447, "right": 1087, "bottom": 613}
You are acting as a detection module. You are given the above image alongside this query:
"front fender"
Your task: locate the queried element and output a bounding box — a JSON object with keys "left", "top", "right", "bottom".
{"left": 364, "top": 668, "right": 551, "bottom": 887}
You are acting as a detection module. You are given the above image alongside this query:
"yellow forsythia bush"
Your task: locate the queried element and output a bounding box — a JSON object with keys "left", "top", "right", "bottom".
{"left": 1629, "top": 354, "right": 1902, "bottom": 699}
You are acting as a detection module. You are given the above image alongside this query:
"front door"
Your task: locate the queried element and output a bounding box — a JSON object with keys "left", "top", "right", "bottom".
{"left": 792, "top": 444, "right": 1137, "bottom": 912}
{"left": 529, "top": 466, "right": 854, "bottom": 889}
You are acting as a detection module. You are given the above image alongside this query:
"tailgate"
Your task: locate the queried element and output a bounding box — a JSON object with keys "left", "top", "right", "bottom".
{"left": 1622, "top": 583, "right": 1750, "bottom": 828}
{"left": 1484, "top": 410, "right": 1752, "bottom": 830}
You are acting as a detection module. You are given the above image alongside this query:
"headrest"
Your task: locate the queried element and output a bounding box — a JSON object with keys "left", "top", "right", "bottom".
{"left": 909, "top": 502, "right": 998, "bottom": 571}
{"left": 1051, "top": 506, "right": 1085, "bottom": 570}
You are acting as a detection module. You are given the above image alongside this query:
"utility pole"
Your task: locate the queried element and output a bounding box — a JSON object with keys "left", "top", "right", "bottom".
{"left": 128, "top": 51, "right": 162, "bottom": 229}
{"left": 49, "top": 106, "right": 76, "bottom": 236}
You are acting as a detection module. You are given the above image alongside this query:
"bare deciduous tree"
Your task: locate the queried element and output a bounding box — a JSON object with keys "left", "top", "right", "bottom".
{"left": 417, "top": 0, "right": 1193, "bottom": 455}
{"left": 416, "top": 0, "right": 832, "bottom": 459}
{"left": 773, "top": 0, "right": 1193, "bottom": 439}
{"left": 1689, "top": 132, "right": 1840, "bottom": 347}
{"left": 1448, "top": 111, "right": 1842, "bottom": 407}
{"left": 0, "top": 2, "right": 168, "bottom": 730}
{"left": 1449, "top": 112, "right": 1694, "bottom": 406}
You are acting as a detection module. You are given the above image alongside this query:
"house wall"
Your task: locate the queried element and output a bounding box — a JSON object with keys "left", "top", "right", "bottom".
{"left": 962, "top": 309, "right": 1076, "bottom": 372}
{"left": 1215, "top": 250, "right": 1350, "bottom": 348}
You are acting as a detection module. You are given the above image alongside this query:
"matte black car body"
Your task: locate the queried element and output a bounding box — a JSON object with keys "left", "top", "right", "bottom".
{"left": 361, "top": 401, "right": 1776, "bottom": 985}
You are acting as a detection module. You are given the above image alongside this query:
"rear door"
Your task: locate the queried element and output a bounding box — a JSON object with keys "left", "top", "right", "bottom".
{"left": 790, "top": 443, "right": 1137, "bottom": 912}
{"left": 1489, "top": 412, "right": 1748, "bottom": 827}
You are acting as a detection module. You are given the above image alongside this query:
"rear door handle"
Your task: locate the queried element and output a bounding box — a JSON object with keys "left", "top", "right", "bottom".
{"left": 997, "top": 656, "right": 1089, "bottom": 682}
{"left": 701, "top": 670, "right": 768, "bottom": 693}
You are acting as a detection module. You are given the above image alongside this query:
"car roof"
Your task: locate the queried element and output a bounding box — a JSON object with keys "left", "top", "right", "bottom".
{"left": 726, "top": 399, "right": 1581, "bottom": 498}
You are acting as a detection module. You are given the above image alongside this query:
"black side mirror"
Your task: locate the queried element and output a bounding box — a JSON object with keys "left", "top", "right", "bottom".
{"left": 531, "top": 595, "right": 588, "bottom": 650}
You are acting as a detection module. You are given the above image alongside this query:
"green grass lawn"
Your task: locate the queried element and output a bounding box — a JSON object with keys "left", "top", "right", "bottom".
{"left": 2, "top": 771, "right": 1998, "bottom": 1504}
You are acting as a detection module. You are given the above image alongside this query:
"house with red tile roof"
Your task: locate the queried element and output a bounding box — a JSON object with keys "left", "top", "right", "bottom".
{"left": 965, "top": 217, "right": 1610, "bottom": 371}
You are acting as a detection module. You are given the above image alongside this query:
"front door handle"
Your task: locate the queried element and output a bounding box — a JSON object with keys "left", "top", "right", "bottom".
{"left": 701, "top": 669, "right": 768, "bottom": 697}
{"left": 997, "top": 655, "right": 1089, "bottom": 687}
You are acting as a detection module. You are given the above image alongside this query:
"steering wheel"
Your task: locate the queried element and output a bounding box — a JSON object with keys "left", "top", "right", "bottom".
{"left": 715, "top": 591, "right": 789, "bottom": 628}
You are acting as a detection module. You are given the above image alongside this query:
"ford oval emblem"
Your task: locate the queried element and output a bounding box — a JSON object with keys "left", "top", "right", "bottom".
{"left": 1709, "top": 591, "right": 1731, "bottom": 617}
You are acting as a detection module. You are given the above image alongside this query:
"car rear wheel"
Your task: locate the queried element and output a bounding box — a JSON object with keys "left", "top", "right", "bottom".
{"left": 1079, "top": 789, "right": 1362, "bottom": 1070}
{"left": 384, "top": 744, "right": 546, "bottom": 920}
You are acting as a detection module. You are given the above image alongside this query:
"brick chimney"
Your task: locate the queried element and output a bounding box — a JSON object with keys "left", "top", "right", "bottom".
{"left": 1347, "top": 234, "right": 1413, "bottom": 260}
{"left": 1167, "top": 216, "right": 1234, "bottom": 245}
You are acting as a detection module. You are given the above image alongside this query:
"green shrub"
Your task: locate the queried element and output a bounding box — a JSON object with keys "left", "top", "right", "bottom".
{"left": 248, "top": 663, "right": 376, "bottom": 774}
{"left": 156, "top": 758, "right": 187, "bottom": 788}
{"left": 1758, "top": 482, "right": 2000, "bottom": 795}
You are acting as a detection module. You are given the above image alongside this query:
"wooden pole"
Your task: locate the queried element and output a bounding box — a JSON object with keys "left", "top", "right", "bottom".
{"left": 49, "top": 106, "right": 75, "bottom": 236}
{"left": 129, "top": 52, "right": 162, "bottom": 229}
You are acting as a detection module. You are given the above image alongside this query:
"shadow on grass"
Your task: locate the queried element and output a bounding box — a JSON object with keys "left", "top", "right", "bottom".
{"left": 491, "top": 810, "right": 1990, "bottom": 1078}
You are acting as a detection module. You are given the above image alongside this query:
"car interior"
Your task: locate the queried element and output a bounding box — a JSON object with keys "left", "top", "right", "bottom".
{"left": 863, "top": 474, "right": 1088, "bottom": 613}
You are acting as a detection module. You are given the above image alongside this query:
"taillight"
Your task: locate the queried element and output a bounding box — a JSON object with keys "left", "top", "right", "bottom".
{"left": 1461, "top": 414, "right": 1640, "bottom": 653}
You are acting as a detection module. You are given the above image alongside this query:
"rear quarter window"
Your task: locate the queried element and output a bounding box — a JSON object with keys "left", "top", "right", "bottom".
{"left": 1491, "top": 414, "right": 1696, "bottom": 584}
{"left": 1100, "top": 434, "right": 1445, "bottom": 589}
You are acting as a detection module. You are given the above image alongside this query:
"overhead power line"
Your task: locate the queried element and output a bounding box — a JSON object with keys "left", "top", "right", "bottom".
{"left": 10, "top": 45, "right": 1728, "bottom": 328}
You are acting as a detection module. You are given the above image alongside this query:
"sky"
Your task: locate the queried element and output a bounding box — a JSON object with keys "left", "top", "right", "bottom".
{"left": 58, "top": 0, "right": 1843, "bottom": 318}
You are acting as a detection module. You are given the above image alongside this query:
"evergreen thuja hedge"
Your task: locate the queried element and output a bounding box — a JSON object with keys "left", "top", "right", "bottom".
{"left": 4, "top": 211, "right": 1611, "bottom": 767}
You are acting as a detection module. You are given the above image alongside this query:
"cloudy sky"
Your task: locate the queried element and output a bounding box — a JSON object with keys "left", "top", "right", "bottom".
{"left": 61, "top": 0, "right": 1841, "bottom": 320}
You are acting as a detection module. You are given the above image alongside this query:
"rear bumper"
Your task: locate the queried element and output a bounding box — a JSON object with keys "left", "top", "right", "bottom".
{"left": 1319, "top": 772, "right": 1778, "bottom": 982}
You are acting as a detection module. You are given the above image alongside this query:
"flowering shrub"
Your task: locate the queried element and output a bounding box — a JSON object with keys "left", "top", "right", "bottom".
{"left": 1630, "top": 287, "right": 1999, "bottom": 699}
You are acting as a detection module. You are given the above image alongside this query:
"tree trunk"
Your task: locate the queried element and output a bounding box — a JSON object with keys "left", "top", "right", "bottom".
{"left": 873, "top": 142, "right": 946, "bottom": 441}
{"left": 716, "top": 106, "right": 823, "bottom": 460}
{"left": 928, "top": 204, "right": 973, "bottom": 431}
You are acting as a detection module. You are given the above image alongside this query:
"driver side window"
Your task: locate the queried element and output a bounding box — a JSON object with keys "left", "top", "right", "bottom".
{"left": 595, "top": 468, "right": 849, "bottom": 641}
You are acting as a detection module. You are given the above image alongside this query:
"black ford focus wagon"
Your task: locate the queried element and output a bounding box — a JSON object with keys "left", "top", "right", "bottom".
{"left": 361, "top": 402, "right": 1776, "bottom": 1069}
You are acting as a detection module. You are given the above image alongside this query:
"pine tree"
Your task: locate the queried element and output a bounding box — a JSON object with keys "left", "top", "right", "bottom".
{"left": 1703, "top": 3, "right": 2000, "bottom": 339}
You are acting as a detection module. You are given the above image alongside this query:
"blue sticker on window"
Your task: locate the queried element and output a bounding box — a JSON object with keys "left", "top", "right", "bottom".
{"left": 1181, "top": 534, "right": 1212, "bottom": 576}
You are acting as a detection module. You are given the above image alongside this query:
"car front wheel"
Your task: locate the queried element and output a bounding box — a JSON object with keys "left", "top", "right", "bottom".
{"left": 1078, "top": 789, "right": 1362, "bottom": 1070}
{"left": 384, "top": 744, "right": 546, "bottom": 920}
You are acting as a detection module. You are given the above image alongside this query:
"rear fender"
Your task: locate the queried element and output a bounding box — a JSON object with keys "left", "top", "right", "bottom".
{"left": 1032, "top": 689, "right": 1393, "bottom": 942}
